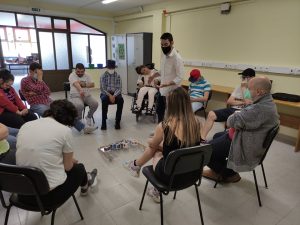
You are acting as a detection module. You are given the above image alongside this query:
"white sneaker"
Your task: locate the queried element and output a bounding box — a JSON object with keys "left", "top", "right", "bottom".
{"left": 85, "top": 117, "right": 92, "bottom": 126}
{"left": 83, "top": 126, "right": 97, "bottom": 134}
{"left": 123, "top": 160, "right": 141, "bottom": 177}
{"left": 147, "top": 186, "right": 160, "bottom": 203}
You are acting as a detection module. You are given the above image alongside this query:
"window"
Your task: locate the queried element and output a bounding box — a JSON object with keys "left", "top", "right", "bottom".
{"left": 0, "top": 12, "right": 16, "bottom": 26}
{"left": 70, "top": 20, "right": 103, "bottom": 34}
{"left": 17, "top": 14, "right": 34, "bottom": 28}
{"left": 0, "top": 11, "right": 107, "bottom": 71}
{"left": 54, "top": 19, "right": 67, "bottom": 29}
{"left": 36, "top": 16, "right": 52, "bottom": 29}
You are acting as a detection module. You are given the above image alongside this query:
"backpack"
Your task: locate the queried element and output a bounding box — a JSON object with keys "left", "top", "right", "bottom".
{"left": 272, "top": 93, "right": 300, "bottom": 102}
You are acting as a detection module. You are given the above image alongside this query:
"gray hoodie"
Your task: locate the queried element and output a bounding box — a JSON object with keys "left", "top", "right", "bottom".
{"left": 227, "top": 93, "right": 279, "bottom": 172}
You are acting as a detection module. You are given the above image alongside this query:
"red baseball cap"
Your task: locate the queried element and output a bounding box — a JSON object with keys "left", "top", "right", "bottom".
{"left": 189, "top": 69, "right": 201, "bottom": 83}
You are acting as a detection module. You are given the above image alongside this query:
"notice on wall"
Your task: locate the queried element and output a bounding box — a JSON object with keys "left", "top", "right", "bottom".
{"left": 118, "top": 44, "right": 125, "bottom": 60}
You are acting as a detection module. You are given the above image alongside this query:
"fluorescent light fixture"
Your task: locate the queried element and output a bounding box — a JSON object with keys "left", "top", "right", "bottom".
{"left": 102, "top": 0, "right": 118, "bottom": 4}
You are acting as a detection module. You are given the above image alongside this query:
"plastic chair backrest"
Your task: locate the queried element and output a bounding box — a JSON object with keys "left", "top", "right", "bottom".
{"left": 260, "top": 124, "right": 280, "bottom": 164}
{"left": 0, "top": 163, "right": 50, "bottom": 196}
{"left": 164, "top": 144, "right": 212, "bottom": 176}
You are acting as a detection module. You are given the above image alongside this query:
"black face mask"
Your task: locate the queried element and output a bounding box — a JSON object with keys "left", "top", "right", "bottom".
{"left": 161, "top": 46, "right": 171, "bottom": 55}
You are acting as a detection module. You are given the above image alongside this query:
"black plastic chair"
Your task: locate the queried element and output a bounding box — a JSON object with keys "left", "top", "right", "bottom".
{"left": 0, "top": 163, "right": 84, "bottom": 225}
{"left": 195, "top": 90, "right": 212, "bottom": 119}
{"left": 139, "top": 144, "right": 212, "bottom": 225}
{"left": 214, "top": 124, "right": 280, "bottom": 207}
{"left": 18, "top": 90, "right": 28, "bottom": 107}
{"left": 63, "top": 81, "right": 95, "bottom": 124}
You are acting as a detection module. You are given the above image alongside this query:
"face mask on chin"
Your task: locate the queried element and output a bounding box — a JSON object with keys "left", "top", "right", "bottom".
{"left": 33, "top": 72, "right": 38, "bottom": 80}
{"left": 161, "top": 46, "right": 171, "bottom": 55}
{"left": 107, "top": 69, "right": 115, "bottom": 74}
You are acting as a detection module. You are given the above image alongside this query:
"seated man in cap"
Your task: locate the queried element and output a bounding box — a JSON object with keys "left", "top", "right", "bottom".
{"left": 201, "top": 68, "right": 255, "bottom": 141}
{"left": 203, "top": 76, "right": 279, "bottom": 183}
{"left": 68, "top": 63, "right": 98, "bottom": 132}
{"left": 188, "top": 69, "right": 211, "bottom": 112}
{"left": 100, "top": 60, "right": 124, "bottom": 130}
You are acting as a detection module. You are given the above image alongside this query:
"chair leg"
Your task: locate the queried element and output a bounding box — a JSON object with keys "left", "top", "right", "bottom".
{"left": 72, "top": 194, "right": 84, "bottom": 220}
{"left": 139, "top": 180, "right": 149, "bottom": 210}
{"left": 173, "top": 191, "right": 177, "bottom": 199}
{"left": 261, "top": 163, "right": 268, "bottom": 189}
{"left": 159, "top": 192, "right": 164, "bottom": 225}
{"left": 4, "top": 204, "right": 12, "bottom": 225}
{"left": 51, "top": 209, "right": 56, "bottom": 225}
{"left": 195, "top": 185, "right": 204, "bottom": 225}
{"left": 0, "top": 191, "right": 8, "bottom": 208}
{"left": 253, "top": 170, "right": 262, "bottom": 207}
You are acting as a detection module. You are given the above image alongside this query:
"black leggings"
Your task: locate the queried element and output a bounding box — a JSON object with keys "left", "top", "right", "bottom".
{"left": 19, "top": 163, "right": 88, "bottom": 207}
{"left": 0, "top": 111, "right": 37, "bottom": 129}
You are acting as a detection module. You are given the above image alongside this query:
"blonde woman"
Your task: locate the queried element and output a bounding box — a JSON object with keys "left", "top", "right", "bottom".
{"left": 124, "top": 87, "right": 202, "bottom": 202}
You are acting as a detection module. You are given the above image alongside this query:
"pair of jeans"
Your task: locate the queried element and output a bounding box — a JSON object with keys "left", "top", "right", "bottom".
{"left": 100, "top": 94, "right": 124, "bottom": 124}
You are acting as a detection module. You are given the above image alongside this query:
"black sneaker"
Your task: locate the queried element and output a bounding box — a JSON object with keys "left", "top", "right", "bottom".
{"left": 115, "top": 123, "right": 121, "bottom": 130}
{"left": 146, "top": 108, "right": 153, "bottom": 116}
{"left": 101, "top": 123, "right": 107, "bottom": 130}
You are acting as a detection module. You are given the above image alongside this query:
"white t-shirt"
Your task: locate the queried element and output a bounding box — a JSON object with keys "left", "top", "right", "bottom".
{"left": 69, "top": 72, "right": 92, "bottom": 98}
{"left": 230, "top": 85, "right": 249, "bottom": 109}
{"left": 137, "top": 69, "right": 159, "bottom": 87}
{"left": 159, "top": 48, "right": 184, "bottom": 96}
{"left": 16, "top": 117, "right": 73, "bottom": 190}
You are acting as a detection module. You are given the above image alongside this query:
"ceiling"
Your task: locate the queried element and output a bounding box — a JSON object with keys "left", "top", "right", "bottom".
{"left": 31, "top": 0, "right": 172, "bottom": 15}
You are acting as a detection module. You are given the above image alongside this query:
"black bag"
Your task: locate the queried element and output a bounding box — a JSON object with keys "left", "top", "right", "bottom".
{"left": 272, "top": 93, "right": 300, "bottom": 102}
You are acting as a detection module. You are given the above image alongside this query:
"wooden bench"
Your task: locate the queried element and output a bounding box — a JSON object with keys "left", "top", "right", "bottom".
{"left": 181, "top": 80, "right": 300, "bottom": 152}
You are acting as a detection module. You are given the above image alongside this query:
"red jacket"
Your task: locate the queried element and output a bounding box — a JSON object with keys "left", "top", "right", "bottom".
{"left": 0, "top": 87, "right": 26, "bottom": 114}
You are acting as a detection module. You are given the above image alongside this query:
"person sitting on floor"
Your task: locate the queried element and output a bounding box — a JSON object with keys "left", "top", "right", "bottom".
{"left": 133, "top": 64, "right": 160, "bottom": 115}
{"left": 100, "top": 59, "right": 124, "bottom": 130}
{"left": 0, "top": 70, "right": 37, "bottom": 129}
{"left": 16, "top": 99, "right": 98, "bottom": 203}
{"left": 188, "top": 69, "right": 211, "bottom": 113}
{"left": 201, "top": 68, "right": 255, "bottom": 141}
{"left": 124, "top": 87, "right": 203, "bottom": 202}
{"left": 203, "top": 76, "right": 279, "bottom": 183}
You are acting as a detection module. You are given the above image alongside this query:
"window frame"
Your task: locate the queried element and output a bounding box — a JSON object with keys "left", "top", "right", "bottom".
{"left": 0, "top": 10, "right": 107, "bottom": 70}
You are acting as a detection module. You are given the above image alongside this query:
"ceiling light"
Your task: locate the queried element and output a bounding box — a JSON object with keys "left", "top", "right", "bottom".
{"left": 102, "top": 0, "right": 118, "bottom": 4}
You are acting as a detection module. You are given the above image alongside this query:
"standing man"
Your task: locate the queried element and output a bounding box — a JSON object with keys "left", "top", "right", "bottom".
{"left": 69, "top": 63, "right": 98, "bottom": 127}
{"left": 20, "top": 62, "right": 51, "bottom": 116}
{"left": 100, "top": 60, "right": 124, "bottom": 130}
{"left": 148, "top": 32, "right": 184, "bottom": 122}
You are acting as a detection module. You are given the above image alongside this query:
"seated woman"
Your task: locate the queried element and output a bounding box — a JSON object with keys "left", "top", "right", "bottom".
{"left": 16, "top": 99, "right": 98, "bottom": 205}
{"left": 133, "top": 64, "right": 160, "bottom": 115}
{"left": 0, "top": 70, "right": 37, "bottom": 129}
{"left": 0, "top": 123, "right": 16, "bottom": 165}
{"left": 124, "top": 87, "right": 202, "bottom": 202}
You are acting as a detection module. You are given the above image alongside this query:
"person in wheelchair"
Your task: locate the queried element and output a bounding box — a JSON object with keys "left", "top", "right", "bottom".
{"left": 133, "top": 64, "right": 160, "bottom": 115}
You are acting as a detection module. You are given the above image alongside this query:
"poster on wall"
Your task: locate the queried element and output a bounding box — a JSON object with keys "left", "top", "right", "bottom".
{"left": 118, "top": 44, "right": 125, "bottom": 60}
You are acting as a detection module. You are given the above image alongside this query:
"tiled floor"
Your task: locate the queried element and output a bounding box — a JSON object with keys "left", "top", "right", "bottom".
{"left": 1, "top": 89, "right": 300, "bottom": 225}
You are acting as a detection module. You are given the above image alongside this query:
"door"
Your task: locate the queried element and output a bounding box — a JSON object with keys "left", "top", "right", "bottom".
{"left": 127, "top": 33, "right": 144, "bottom": 95}
{"left": 37, "top": 30, "right": 71, "bottom": 91}
{"left": 111, "top": 34, "right": 127, "bottom": 94}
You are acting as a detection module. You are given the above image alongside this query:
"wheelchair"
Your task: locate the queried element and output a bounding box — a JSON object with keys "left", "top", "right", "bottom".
{"left": 131, "top": 88, "right": 160, "bottom": 123}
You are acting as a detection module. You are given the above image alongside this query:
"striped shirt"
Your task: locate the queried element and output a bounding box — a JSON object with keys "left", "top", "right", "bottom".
{"left": 189, "top": 78, "right": 211, "bottom": 98}
{"left": 100, "top": 71, "right": 122, "bottom": 96}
